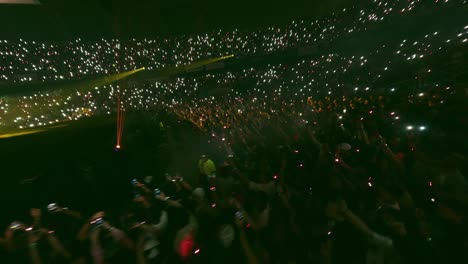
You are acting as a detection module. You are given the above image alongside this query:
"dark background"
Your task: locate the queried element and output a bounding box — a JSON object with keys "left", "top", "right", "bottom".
{"left": 0, "top": 0, "right": 356, "bottom": 39}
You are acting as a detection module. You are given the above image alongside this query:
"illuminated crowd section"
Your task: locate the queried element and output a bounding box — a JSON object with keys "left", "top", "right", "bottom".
{"left": 0, "top": 0, "right": 466, "bottom": 132}
{"left": 0, "top": 0, "right": 464, "bottom": 83}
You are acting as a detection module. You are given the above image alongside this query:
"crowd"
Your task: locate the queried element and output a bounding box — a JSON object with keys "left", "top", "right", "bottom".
{"left": 0, "top": 0, "right": 462, "bottom": 84}
{"left": 0, "top": 0, "right": 467, "bottom": 263}
{"left": 1, "top": 97, "right": 467, "bottom": 263}
{"left": 0, "top": 0, "right": 465, "bottom": 130}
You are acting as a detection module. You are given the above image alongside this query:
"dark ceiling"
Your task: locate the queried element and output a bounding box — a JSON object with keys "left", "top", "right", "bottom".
{"left": 0, "top": 0, "right": 356, "bottom": 39}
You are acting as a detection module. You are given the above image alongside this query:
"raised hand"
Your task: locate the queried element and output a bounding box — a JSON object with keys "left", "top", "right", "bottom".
{"left": 31, "top": 208, "right": 41, "bottom": 218}
{"left": 90, "top": 211, "right": 105, "bottom": 222}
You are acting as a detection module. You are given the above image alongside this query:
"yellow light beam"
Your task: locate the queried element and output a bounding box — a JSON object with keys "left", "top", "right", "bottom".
{"left": 0, "top": 129, "right": 46, "bottom": 138}
{"left": 184, "top": 54, "right": 234, "bottom": 71}
{"left": 93, "top": 67, "right": 146, "bottom": 87}
{"left": 0, "top": 124, "right": 69, "bottom": 139}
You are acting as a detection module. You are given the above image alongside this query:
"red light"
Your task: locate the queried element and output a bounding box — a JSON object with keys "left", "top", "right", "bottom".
{"left": 194, "top": 249, "right": 200, "bottom": 254}
{"left": 273, "top": 175, "right": 278, "bottom": 180}
{"left": 246, "top": 223, "right": 251, "bottom": 228}
{"left": 210, "top": 186, "right": 216, "bottom": 191}
{"left": 179, "top": 235, "right": 194, "bottom": 258}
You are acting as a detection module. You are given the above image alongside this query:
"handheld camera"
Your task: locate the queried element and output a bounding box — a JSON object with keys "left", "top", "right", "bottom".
{"left": 131, "top": 178, "right": 139, "bottom": 186}
{"left": 47, "top": 203, "right": 60, "bottom": 212}
{"left": 91, "top": 217, "right": 104, "bottom": 226}
{"left": 154, "top": 188, "right": 161, "bottom": 196}
{"left": 235, "top": 211, "right": 244, "bottom": 220}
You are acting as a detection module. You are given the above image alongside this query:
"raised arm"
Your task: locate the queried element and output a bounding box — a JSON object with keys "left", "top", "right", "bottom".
{"left": 236, "top": 220, "right": 259, "bottom": 264}
{"left": 356, "top": 120, "right": 370, "bottom": 145}
{"left": 27, "top": 229, "right": 43, "bottom": 264}
{"left": 102, "top": 222, "right": 134, "bottom": 250}
{"left": 41, "top": 229, "right": 72, "bottom": 260}
{"left": 341, "top": 203, "right": 393, "bottom": 246}
{"left": 377, "top": 135, "right": 404, "bottom": 171}
{"left": 89, "top": 227, "right": 104, "bottom": 264}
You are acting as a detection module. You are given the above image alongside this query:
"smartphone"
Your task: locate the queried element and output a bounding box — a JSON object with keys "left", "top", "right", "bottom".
{"left": 154, "top": 188, "right": 161, "bottom": 196}
{"left": 48, "top": 203, "right": 59, "bottom": 212}
{"left": 235, "top": 211, "right": 244, "bottom": 220}
{"left": 9, "top": 222, "right": 22, "bottom": 230}
{"left": 92, "top": 217, "right": 104, "bottom": 226}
